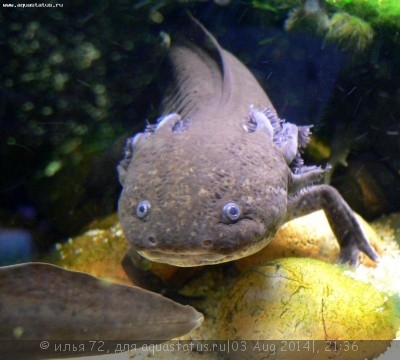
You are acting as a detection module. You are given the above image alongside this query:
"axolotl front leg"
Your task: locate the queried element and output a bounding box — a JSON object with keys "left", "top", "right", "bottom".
{"left": 256, "top": 107, "right": 380, "bottom": 265}
{"left": 285, "top": 182, "right": 379, "bottom": 265}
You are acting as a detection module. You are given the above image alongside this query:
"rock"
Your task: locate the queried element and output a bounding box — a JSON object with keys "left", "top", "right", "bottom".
{"left": 218, "top": 257, "right": 399, "bottom": 359}
{"left": 51, "top": 214, "right": 131, "bottom": 285}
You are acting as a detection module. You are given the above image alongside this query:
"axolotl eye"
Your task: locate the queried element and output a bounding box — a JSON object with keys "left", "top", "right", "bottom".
{"left": 136, "top": 200, "right": 151, "bottom": 219}
{"left": 222, "top": 202, "right": 241, "bottom": 222}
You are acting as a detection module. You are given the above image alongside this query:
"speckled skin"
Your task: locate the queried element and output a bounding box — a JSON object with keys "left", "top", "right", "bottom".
{"left": 118, "top": 18, "right": 378, "bottom": 267}
{"left": 0, "top": 263, "right": 203, "bottom": 358}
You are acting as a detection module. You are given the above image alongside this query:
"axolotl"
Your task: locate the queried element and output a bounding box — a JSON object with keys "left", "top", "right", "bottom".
{"left": 117, "top": 18, "right": 378, "bottom": 267}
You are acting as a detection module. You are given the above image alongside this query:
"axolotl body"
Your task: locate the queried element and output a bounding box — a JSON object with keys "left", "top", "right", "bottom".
{"left": 117, "top": 18, "right": 378, "bottom": 267}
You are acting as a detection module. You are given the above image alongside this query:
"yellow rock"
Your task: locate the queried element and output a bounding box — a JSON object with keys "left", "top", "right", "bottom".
{"left": 50, "top": 214, "right": 131, "bottom": 285}
{"left": 218, "top": 258, "right": 399, "bottom": 359}
{"left": 235, "top": 210, "right": 383, "bottom": 271}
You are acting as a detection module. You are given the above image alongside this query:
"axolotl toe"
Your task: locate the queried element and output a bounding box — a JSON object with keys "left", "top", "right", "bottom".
{"left": 117, "top": 17, "right": 378, "bottom": 267}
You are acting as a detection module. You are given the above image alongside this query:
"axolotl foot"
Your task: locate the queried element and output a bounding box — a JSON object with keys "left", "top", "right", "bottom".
{"left": 286, "top": 184, "right": 379, "bottom": 266}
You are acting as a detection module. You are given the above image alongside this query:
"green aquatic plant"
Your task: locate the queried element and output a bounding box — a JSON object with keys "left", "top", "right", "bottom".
{"left": 256, "top": 0, "right": 399, "bottom": 51}
{"left": 326, "top": 12, "right": 374, "bottom": 53}
{"left": 326, "top": 0, "right": 400, "bottom": 28}
{"left": 284, "top": 0, "right": 374, "bottom": 53}
{"left": 254, "top": 0, "right": 400, "bottom": 28}
{"left": 283, "top": 1, "right": 375, "bottom": 53}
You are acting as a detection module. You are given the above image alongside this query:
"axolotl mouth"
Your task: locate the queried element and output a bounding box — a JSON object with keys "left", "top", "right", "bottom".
{"left": 128, "top": 218, "right": 273, "bottom": 267}
{"left": 136, "top": 243, "right": 270, "bottom": 267}
{"left": 137, "top": 249, "right": 232, "bottom": 267}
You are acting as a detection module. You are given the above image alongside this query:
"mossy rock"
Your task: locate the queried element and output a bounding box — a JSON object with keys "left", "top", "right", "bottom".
{"left": 50, "top": 214, "right": 130, "bottom": 285}
{"left": 218, "top": 257, "right": 399, "bottom": 359}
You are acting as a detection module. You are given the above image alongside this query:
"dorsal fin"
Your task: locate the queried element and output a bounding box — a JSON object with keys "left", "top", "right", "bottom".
{"left": 161, "top": 14, "right": 231, "bottom": 119}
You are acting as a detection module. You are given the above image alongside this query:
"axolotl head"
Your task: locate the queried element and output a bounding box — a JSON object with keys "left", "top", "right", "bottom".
{"left": 117, "top": 115, "right": 290, "bottom": 267}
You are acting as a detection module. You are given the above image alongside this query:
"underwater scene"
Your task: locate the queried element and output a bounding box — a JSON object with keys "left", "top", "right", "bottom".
{"left": 1, "top": 0, "right": 400, "bottom": 359}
